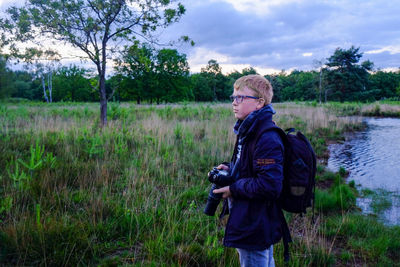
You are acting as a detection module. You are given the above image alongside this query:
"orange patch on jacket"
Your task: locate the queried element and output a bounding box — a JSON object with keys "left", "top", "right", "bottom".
{"left": 256, "top": 158, "right": 276, "bottom": 166}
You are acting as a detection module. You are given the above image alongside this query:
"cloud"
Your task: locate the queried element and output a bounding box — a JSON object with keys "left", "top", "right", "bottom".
{"left": 168, "top": 0, "right": 400, "bottom": 73}
{"left": 212, "top": 0, "right": 303, "bottom": 16}
{"left": 170, "top": 0, "right": 337, "bottom": 71}
{"left": 187, "top": 47, "right": 230, "bottom": 73}
{"left": 365, "top": 46, "right": 400, "bottom": 55}
{"left": 362, "top": 51, "right": 400, "bottom": 70}
{"left": 0, "top": 0, "right": 22, "bottom": 10}
{"left": 2, "top": 0, "right": 400, "bottom": 74}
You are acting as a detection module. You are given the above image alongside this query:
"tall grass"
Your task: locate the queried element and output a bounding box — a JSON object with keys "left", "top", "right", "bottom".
{"left": 0, "top": 101, "right": 398, "bottom": 266}
{"left": 323, "top": 101, "right": 400, "bottom": 117}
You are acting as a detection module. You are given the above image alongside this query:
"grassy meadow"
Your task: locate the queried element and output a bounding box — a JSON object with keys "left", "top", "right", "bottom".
{"left": 0, "top": 101, "right": 400, "bottom": 266}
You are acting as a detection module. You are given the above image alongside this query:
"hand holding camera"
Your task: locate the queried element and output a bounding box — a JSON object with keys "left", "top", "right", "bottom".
{"left": 204, "top": 166, "right": 234, "bottom": 216}
{"left": 208, "top": 167, "right": 232, "bottom": 186}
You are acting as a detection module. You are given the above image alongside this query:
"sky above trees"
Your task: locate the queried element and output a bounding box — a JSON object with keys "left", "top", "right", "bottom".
{"left": 1, "top": 0, "right": 400, "bottom": 74}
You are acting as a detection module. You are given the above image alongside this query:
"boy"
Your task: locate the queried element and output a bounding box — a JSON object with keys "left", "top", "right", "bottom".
{"left": 213, "top": 74, "right": 284, "bottom": 267}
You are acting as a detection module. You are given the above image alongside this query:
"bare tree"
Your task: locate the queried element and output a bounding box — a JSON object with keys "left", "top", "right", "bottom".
{"left": 313, "top": 59, "right": 326, "bottom": 103}
{"left": 19, "top": 48, "right": 60, "bottom": 103}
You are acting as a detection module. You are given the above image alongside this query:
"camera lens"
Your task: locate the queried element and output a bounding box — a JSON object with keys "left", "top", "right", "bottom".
{"left": 204, "top": 184, "right": 222, "bottom": 216}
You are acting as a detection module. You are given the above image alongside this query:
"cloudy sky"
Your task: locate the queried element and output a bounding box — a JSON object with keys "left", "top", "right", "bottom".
{"left": 2, "top": 0, "right": 400, "bottom": 74}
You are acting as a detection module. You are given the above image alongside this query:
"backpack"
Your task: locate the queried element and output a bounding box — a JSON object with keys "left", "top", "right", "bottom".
{"left": 253, "top": 127, "right": 317, "bottom": 213}
{"left": 253, "top": 126, "right": 317, "bottom": 262}
{"left": 276, "top": 128, "right": 317, "bottom": 214}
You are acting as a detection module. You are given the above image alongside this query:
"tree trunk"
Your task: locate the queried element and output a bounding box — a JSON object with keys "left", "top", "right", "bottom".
{"left": 41, "top": 76, "right": 49, "bottom": 103}
{"left": 325, "top": 89, "right": 329, "bottom": 102}
{"left": 319, "top": 69, "right": 322, "bottom": 104}
{"left": 99, "top": 73, "right": 107, "bottom": 126}
{"left": 99, "top": 35, "right": 108, "bottom": 126}
{"left": 213, "top": 82, "right": 216, "bottom": 101}
{"left": 48, "top": 72, "right": 53, "bottom": 103}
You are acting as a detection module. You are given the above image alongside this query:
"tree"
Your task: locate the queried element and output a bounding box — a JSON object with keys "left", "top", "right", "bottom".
{"left": 0, "top": 55, "right": 13, "bottom": 98}
{"left": 325, "top": 46, "right": 371, "bottom": 101}
{"left": 240, "top": 67, "right": 258, "bottom": 76}
{"left": 280, "top": 70, "right": 316, "bottom": 101}
{"left": 265, "top": 71, "right": 291, "bottom": 102}
{"left": 155, "top": 48, "right": 191, "bottom": 103}
{"left": 201, "top": 59, "right": 220, "bottom": 101}
{"left": 369, "top": 70, "right": 400, "bottom": 100}
{"left": 115, "top": 43, "right": 191, "bottom": 103}
{"left": 52, "top": 65, "right": 94, "bottom": 101}
{"left": 199, "top": 59, "right": 229, "bottom": 101}
{"left": 23, "top": 49, "right": 61, "bottom": 103}
{"left": 396, "top": 79, "right": 400, "bottom": 99}
{"left": 115, "top": 42, "right": 157, "bottom": 104}
{"left": 191, "top": 73, "right": 214, "bottom": 101}
{"left": 106, "top": 74, "right": 124, "bottom": 102}
{"left": 4, "top": 0, "right": 187, "bottom": 125}
{"left": 12, "top": 70, "right": 36, "bottom": 100}
{"left": 313, "top": 59, "right": 327, "bottom": 103}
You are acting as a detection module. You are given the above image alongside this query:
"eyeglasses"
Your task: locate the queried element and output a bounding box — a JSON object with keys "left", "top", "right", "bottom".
{"left": 230, "top": 95, "right": 260, "bottom": 103}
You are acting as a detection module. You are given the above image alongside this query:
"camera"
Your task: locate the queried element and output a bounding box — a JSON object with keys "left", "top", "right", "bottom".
{"left": 204, "top": 167, "right": 233, "bottom": 216}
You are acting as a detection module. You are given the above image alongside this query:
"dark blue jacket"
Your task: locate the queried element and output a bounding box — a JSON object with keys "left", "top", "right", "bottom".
{"left": 224, "top": 105, "right": 285, "bottom": 250}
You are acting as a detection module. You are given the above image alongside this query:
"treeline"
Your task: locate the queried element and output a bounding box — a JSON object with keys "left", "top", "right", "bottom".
{"left": 1, "top": 46, "right": 400, "bottom": 103}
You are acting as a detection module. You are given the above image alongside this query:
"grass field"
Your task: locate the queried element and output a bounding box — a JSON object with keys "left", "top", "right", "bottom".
{"left": 0, "top": 101, "right": 399, "bottom": 266}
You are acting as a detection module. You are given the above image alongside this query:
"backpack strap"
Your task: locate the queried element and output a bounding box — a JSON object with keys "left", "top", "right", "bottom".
{"left": 251, "top": 125, "right": 288, "bottom": 151}
{"left": 280, "top": 208, "right": 292, "bottom": 263}
{"left": 246, "top": 126, "right": 288, "bottom": 186}
{"left": 285, "top": 127, "right": 296, "bottom": 134}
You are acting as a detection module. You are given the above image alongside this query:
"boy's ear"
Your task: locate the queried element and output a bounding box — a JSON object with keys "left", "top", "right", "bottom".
{"left": 256, "top": 98, "right": 265, "bottom": 109}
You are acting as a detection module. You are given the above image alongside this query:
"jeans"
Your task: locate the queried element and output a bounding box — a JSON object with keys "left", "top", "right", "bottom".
{"left": 236, "top": 245, "right": 275, "bottom": 267}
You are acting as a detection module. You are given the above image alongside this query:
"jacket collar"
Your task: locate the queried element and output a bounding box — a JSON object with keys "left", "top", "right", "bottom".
{"left": 233, "top": 104, "right": 276, "bottom": 137}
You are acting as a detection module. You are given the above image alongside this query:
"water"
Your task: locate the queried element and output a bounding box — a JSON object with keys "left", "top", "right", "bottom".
{"left": 327, "top": 117, "right": 400, "bottom": 225}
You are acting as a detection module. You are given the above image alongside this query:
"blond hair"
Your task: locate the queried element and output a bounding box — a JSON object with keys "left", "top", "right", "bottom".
{"left": 233, "top": 74, "right": 273, "bottom": 105}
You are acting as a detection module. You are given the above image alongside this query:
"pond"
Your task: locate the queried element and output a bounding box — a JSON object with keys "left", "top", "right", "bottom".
{"left": 327, "top": 117, "right": 400, "bottom": 225}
